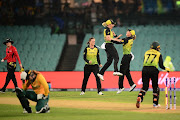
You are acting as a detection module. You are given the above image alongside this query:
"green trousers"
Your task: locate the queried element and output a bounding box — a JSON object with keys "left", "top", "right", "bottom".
{"left": 23, "top": 90, "right": 49, "bottom": 112}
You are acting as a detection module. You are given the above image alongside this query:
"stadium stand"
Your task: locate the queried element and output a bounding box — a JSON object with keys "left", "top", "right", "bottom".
{"left": 75, "top": 25, "right": 180, "bottom": 71}
{"left": 0, "top": 26, "right": 66, "bottom": 71}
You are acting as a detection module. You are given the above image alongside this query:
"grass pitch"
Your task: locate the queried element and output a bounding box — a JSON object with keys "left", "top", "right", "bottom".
{"left": 0, "top": 91, "right": 179, "bottom": 120}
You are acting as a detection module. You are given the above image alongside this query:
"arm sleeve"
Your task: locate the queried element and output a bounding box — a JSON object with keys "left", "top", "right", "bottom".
{"left": 114, "top": 35, "right": 117, "bottom": 37}
{"left": 13, "top": 47, "right": 21, "bottom": 64}
{"left": 83, "top": 48, "right": 89, "bottom": 63}
{"left": 111, "top": 40, "right": 123, "bottom": 44}
{"left": 23, "top": 80, "right": 31, "bottom": 91}
{"left": 159, "top": 54, "right": 166, "bottom": 70}
{"left": 39, "top": 74, "right": 49, "bottom": 96}
{"left": 123, "top": 38, "right": 128, "bottom": 45}
{"left": 3, "top": 50, "right": 8, "bottom": 60}
{"left": 111, "top": 38, "right": 124, "bottom": 44}
{"left": 97, "top": 49, "right": 101, "bottom": 65}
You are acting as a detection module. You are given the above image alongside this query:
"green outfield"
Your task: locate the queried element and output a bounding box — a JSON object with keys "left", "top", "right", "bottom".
{"left": 0, "top": 91, "right": 180, "bottom": 120}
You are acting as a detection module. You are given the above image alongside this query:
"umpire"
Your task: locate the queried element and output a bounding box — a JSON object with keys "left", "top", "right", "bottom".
{"left": 80, "top": 37, "right": 103, "bottom": 95}
{"left": 136, "top": 41, "right": 170, "bottom": 108}
{"left": 0, "top": 38, "right": 23, "bottom": 93}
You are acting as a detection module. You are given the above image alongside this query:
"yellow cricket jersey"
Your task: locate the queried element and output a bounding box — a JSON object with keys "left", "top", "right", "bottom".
{"left": 23, "top": 73, "right": 49, "bottom": 96}
{"left": 104, "top": 27, "right": 113, "bottom": 43}
{"left": 143, "top": 49, "right": 161, "bottom": 68}
{"left": 121, "top": 37, "right": 134, "bottom": 54}
{"left": 83, "top": 45, "right": 100, "bottom": 65}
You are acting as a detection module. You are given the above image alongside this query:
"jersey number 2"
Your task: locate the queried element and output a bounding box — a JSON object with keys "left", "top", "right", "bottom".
{"left": 145, "top": 54, "right": 157, "bottom": 63}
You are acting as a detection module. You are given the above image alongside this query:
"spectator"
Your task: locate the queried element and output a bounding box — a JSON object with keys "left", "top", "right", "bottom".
{"left": 116, "top": 18, "right": 123, "bottom": 27}
{"left": 163, "top": 56, "right": 175, "bottom": 71}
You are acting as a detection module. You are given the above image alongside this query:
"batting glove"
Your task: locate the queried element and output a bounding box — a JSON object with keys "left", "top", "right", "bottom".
{"left": 165, "top": 67, "right": 170, "bottom": 72}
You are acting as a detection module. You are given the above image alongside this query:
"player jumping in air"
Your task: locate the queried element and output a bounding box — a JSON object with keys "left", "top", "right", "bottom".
{"left": 97, "top": 19, "right": 123, "bottom": 81}
{"left": 114, "top": 29, "right": 137, "bottom": 94}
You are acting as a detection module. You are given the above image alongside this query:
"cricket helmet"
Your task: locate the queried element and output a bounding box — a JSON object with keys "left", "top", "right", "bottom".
{"left": 151, "top": 41, "right": 160, "bottom": 51}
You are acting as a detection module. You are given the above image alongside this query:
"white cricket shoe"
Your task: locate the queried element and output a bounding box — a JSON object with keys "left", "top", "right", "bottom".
{"left": 97, "top": 73, "right": 104, "bottom": 81}
{"left": 129, "top": 84, "right": 136, "bottom": 92}
{"left": 23, "top": 108, "right": 28, "bottom": 114}
{"left": 113, "top": 72, "right": 123, "bottom": 76}
{"left": 153, "top": 104, "right": 161, "bottom": 108}
{"left": 98, "top": 91, "right": 104, "bottom": 95}
{"left": 80, "top": 91, "right": 85, "bottom": 95}
{"left": 117, "top": 88, "right": 125, "bottom": 94}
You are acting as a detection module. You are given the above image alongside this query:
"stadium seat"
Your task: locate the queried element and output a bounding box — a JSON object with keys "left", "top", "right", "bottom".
{"left": 75, "top": 25, "right": 180, "bottom": 71}
{"left": 0, "top": 25, "right": 66, "bottom": 71}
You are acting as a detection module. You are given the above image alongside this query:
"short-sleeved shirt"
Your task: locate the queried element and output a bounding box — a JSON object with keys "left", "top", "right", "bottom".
{"left": 4, "top": 45, "right": 21, "bottom": 64}
{"left": 83, "top": 45, "right": 101, "bottom": 65}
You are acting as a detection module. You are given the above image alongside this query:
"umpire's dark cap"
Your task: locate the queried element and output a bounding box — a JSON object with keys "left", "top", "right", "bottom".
{"left": 3, "top": 38, "right": 14, "bottom": 45}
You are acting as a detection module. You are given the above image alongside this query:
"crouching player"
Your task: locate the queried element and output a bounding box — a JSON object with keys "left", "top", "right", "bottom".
{"left": 16, "top": 70, "right": 50, "bottom": 113}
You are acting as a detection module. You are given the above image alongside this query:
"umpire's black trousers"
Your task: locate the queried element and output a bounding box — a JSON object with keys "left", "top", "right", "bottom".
{"left": 81, "top": 64, "right": 102, "bottom": 93}
{"left": 119, "top": 54, "right": 134, "bottom": 89}
{"left": 1, "top": 62, "right": 18, "bottom": 90}
{"left": 142, "top": 66, "right": 159, "bottom": 93}
{"left": 99, "top": 43, "right": 119, "bottom": 75}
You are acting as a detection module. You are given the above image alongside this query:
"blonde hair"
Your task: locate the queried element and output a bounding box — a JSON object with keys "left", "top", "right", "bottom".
{"left": 102, "top": 22, "right": 107, "bottom": 27}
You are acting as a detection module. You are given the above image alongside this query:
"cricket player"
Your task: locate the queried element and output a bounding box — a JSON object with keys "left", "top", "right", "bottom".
{"left": 80, "top": 37, "right": 103, "bottom": 95}
{"left": 115, "top": 29, "right": 137, "bottom": 94}
{"left": 136, "top": 41, "right": 170, "bottom": 108}
{"left": 97, "top": 19, "right": 123, "bottom": 81}
{"left": 16, "top": 70, "right": 50, "bottom": 113}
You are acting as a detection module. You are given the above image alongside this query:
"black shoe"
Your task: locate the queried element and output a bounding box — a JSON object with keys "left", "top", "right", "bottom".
{"left": 129, "top": 84, "right": 136, "bottom": 92}
{"left": 0, "top": 89, "right": 5, "bottom": 93}
{"left": 12, "top": 89, "right": 16, "bottom": 93}
{"left": 23, "top": 108, "right": 32, "bottom": 113}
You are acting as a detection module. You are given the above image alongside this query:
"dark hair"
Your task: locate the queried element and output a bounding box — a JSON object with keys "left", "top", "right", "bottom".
{"left": 87, "top": 37, "right": 95, "bottom": 44}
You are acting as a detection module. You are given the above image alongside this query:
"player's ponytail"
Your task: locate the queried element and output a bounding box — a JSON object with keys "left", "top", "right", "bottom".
{"left": 132, "top": 35, "right": 136, "bottom": 40}
{"left": 102, "top": 22, "right": 107, "bottom": 27}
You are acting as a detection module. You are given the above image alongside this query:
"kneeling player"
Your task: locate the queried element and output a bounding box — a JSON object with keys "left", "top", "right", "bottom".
{"left": 16, "top": 70, "right": 50, "bottom": 113}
